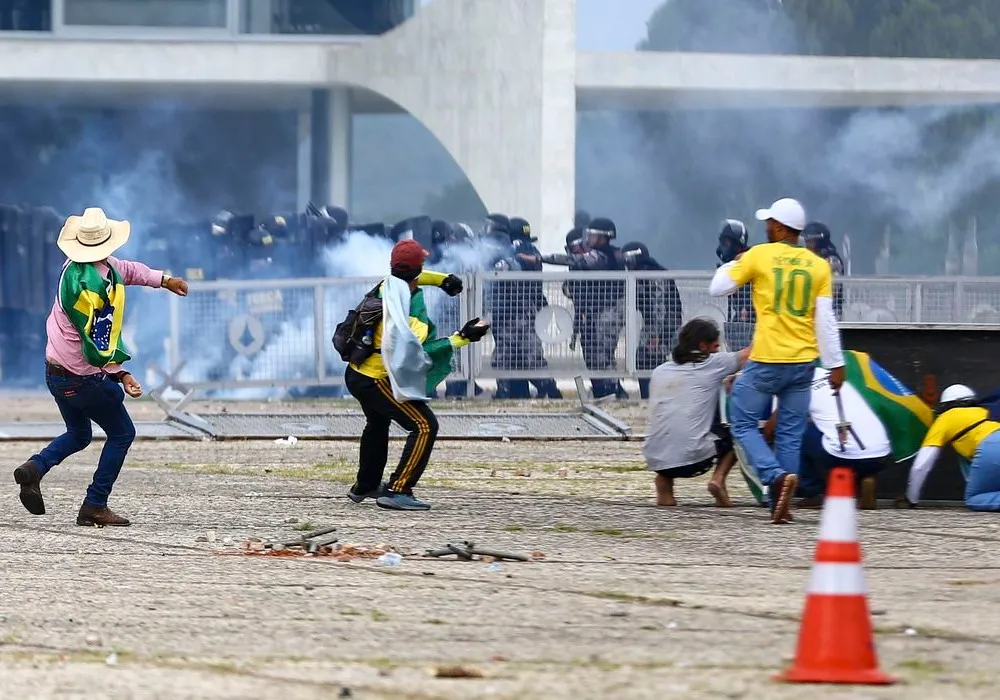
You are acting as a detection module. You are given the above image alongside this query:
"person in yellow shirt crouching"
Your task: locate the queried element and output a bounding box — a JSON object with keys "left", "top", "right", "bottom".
{"left": 899, "top": 384, "right": 1000, "bottom": 511}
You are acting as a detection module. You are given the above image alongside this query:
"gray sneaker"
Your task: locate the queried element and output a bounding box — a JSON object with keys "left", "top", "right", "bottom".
{"left": 376, "top": 491, "right": 431, "bottom": 511}
{"left": 347, "top": 482, "right": 386, "bottom": 504}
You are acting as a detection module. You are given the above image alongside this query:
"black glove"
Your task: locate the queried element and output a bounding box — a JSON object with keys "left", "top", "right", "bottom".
{"left": 458, "top": 317, "right": 490, "bottom": 342}
{"left": 440, "top": 274, "right": 463, "bottom": 297}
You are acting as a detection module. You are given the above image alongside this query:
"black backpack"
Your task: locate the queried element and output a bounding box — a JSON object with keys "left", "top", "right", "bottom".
{"left": 333, "top": 283, "right": 383, "bottom": 364}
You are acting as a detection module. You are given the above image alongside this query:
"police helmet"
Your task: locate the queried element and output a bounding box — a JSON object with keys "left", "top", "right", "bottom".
{"left": 451, "top": 222, "right": 475, "bottom": 244}
{"left": 320, "top": 206, "right": 349, "bottom": 231}
{"left": 803, "top": 221, "right": 833, "bottom": 255}
{"left": 621, "top": 241, "right": 649, "bottom": 269}
{"left": 211, "top": 210, "right": 235, "bottom": 237}
{"left": 508, "top": 216, "right": 536, "bottom": 242}
{"left": 719, "top": 219, "right": 749, "bottom": 248}
{"left": 485, "top": 213, "right": 510, "bottom": 238}
{"left": 937, "top": 384, "right": 978, "bottom": 415}
{"left": 431, "top": 219, "right": 452, "bottom": 245}
{"left": 565, "top": 227, "right": 585, "bottom": 253}
{"left": 585, "top": 217, "right": 616, "bottom": 240}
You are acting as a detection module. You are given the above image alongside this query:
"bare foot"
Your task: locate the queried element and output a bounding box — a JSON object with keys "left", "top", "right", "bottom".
{"left": 655, "top": 474, "right": 676, "bottom": 506}
{"left": 707, "top": 481, "right": 732, "bottom": 508}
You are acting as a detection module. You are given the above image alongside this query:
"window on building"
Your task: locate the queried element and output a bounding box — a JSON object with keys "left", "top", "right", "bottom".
{"left": 63, "top": 0, "right": 227, "bottom": 28}
{"left": 0, "top": 0, "right": 52, "bottom": 31}
{"left": 241, "top": 0, "right": 414, "bottom": 35}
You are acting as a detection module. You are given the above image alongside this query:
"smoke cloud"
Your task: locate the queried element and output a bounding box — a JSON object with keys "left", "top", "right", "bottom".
{"left": 576, "top": 1, "right": 1000, "bottom": 276}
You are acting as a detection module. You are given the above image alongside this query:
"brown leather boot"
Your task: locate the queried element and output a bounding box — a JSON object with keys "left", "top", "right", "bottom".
{"left": 13, "top": 460, "right": 45, "bottom": 515}
{"left": 76, "top": 504, "right": 131, "bottom": 527}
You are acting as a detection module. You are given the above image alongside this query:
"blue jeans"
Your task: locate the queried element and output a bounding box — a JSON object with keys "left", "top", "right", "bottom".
{"left": 966, "top": 432, "right": 1000, "bottom": 512}
{"left": 799, "top": 423, "right": 887, "bottom": 497}
{"left": 31, "top": 370, "right": 136, "bottom": 507}
{"left": 730, "top": 361, "right": 813, "bottom": 485}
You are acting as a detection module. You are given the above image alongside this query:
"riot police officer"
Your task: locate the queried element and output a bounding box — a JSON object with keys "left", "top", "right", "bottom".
{"left": 542, "top": 217, "right": 628, "bottom": 399}
{"left": 489, "top": 217, "right": 561, "bottom": 399}
{"left": 622, "top": 242, "right": 683, "bottom": 399}
{"left": 717, "top": 219, "right": 754, "bottom": 351}
{"left": 803, "top": 221, "right": 845, "bottom": 318}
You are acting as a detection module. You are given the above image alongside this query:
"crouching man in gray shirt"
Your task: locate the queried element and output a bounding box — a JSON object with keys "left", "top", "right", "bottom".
{"left": 643, "top": 318, "right": 751, "bottom": 506}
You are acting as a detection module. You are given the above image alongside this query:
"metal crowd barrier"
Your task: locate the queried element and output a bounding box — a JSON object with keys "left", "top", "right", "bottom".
{"left": 151, "top": 272, "right": 1000, "bottom": 393}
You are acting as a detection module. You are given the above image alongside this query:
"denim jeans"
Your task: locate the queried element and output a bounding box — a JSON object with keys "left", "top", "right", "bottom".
{"left": 966, "top": 431, "right": 1000, "bottom": 512}
{"left": 730, "top": 360, "right": 814, "bottom": 486}
{"left": 799, "top": 423, "right": 887, "bottom": 497}
{"left": 31, "top": 369, "right": 136, "bottom": 507}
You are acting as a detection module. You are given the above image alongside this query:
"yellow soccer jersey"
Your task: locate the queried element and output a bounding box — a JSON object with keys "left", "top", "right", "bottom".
{"left": 922, "top": 407, "right": 1000, "bottom": 460}
{"left": 726, "top": 242, "right": 832, "bottom": 363}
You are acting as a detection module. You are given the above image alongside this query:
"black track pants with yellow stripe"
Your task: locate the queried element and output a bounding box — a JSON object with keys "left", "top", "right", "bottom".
{"left": 345, "top": 367, "right": 439, "bottom": 494}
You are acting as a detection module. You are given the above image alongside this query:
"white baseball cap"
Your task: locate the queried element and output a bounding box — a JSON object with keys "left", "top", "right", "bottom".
{"left": 755, "top": 198, "right": 806, "bottom": 232}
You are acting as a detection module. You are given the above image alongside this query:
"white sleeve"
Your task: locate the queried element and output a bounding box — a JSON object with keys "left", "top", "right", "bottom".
{"left": 906, "top": 446, "right": 941, "bottom": 504}
{"left": 814, "top": 296, "right": 844, "bottom": 369}
{"left": 710, "top": 263, "right": 739, "bottom": 297}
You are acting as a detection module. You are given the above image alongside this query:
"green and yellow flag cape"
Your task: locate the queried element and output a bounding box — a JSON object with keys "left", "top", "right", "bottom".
{"left": 58, "top": 261, "right": 131, "bottom": 367}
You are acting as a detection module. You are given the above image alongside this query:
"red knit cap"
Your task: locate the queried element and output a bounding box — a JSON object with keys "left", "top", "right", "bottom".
{"left": 390, "top": 239, "right": 429, "bottom": 272}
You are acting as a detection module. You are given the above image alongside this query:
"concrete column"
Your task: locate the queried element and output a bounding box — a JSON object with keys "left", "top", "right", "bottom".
{"left": 327, "top": 0, "right": 577, "bottom": 253}
{"left": 296, "top": 103, "right": 312, "bottom": 212}
{"left": 328, "top": 87, "right": 352, "bottom": 210}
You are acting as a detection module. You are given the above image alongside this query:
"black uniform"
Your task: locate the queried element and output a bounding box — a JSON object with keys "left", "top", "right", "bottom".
{"left": 622, "top": 242, "right": 683, "bottom": 399}
{"left": 489, "top": 218, "right": 561, "bottom": 399}
{"left": 716, "top": 220, "right": 754, "bottom": 351}
{"left": 544, "top": 218, "right": 627, "bottom": 400}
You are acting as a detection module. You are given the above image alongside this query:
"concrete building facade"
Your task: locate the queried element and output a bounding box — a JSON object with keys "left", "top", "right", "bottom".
{"left": 4, "top": 0, "right": 1000, "bottom": 250}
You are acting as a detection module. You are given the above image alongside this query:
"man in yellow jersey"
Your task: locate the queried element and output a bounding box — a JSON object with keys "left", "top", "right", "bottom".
{"left": 710, "top": 198, "right": 845, "bottom": 523}
{"left": 344, "top": 240, "right": 489, "bottom": 511}
{"left": 899, "top": 384, "right": 1000, "bottom": 511}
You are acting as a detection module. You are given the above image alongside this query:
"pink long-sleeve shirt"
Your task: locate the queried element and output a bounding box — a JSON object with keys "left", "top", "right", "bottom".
{"left": 45, "top": 256, "right": 163, "bottom": 377}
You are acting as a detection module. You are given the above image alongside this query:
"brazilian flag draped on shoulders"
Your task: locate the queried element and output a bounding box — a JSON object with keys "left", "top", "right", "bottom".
{"left": 843, "top": 350, "right": 933, "bottom": 461}
{"left": 59, "top": 261, "right": 131, "bottom": 367}
{"left": 408, "top": 288, "right": 456, "bottom": 394}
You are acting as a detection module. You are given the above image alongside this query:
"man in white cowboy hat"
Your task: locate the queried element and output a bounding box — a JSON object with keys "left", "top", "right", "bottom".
{"left": 12, "top": 207, "right": 188, "bottom": 527}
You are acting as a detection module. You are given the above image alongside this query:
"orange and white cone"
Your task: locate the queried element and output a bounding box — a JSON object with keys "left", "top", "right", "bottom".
{"left": 778, "top": 467, "right": 896, "bottom": 685}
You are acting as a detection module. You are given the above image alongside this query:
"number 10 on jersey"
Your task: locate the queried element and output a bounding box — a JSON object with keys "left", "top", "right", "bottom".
{"left": 772, "top": 268, "right": 812, "bottom": 316}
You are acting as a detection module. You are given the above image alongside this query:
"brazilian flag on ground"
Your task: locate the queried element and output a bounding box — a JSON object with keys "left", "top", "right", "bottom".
{"left": 59, "top": 261, "right": 131, "bottom": 368}
{"left": 725, "top": 351, "right": 933, "bottom": 505}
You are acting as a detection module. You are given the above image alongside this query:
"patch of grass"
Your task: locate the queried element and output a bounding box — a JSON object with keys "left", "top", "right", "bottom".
{"left": 552, "top": 524, "right": 579, "bottom": 533}
{"left": 947, "top": 579, "right": 990, "bottom": 586}
{"left": 424, "top": 619, "right": 446, "bottom": 625}
{"left": 502, "top": 524, "right": 525, "bottom": 532}
{"left": 592, "top": 528, "right": 623, "bottom": 536}
{"left": 592, "top": 465, "right": 646, "bottom": 474}
{"left": 898, "top": 659, "right": 947, "bottom": 674}
{"left": 292, "top": 521, "right": 318, "bottom": 532}
{"left": 370, "top": 609, "right": 389, "bottom": 622}
{"left": 339, "top": 610, "right": 362, "bottom": 617}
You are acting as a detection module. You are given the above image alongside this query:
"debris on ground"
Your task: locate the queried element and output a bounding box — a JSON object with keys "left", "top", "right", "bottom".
{"left": 514, "top": 469, "right": 531, "bottom": 477}
{"left": 425, "top": 541, "right": 530, "bottom": 562}
{"left": 273, "top": 435, "right": 298, "bottom": 446}
{"left": 218, "top": 525, "right": 407, "bottom": 561}
{"left": 430, "top": 665, "right": 486, "bottom": 679}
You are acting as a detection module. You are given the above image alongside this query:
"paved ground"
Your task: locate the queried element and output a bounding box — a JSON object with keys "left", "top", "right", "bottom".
{"left": 2, "top": 395, "right": 999, "bottom": 699}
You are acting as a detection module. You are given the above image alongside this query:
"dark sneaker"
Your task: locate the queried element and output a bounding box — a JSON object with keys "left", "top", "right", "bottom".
{"left": 13, "top": 461, "right": 45, "bottom": 516}
{"left": 376, "top": 491, "right": 431, "bottom": 511}
{"left": 77, "top": 504, "right": 131, "bottom": 527}
{"left": 769, "top": 473, "right": 798, "bottom": 524}
{"left": 347, "top": 482, "right": 386, "bottom": 504}
{"left": 795, "top": 494, "right": 825, "bottom": 509}
{"left": 859, "top": 475, "right": 878, "bottom": 510}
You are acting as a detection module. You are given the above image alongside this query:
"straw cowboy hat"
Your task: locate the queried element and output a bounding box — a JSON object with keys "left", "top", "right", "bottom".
{"left": 57, "top": 207, "right": 131, "bottom": 263}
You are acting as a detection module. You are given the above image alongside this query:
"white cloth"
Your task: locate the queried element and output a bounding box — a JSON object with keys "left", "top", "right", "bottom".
{"left": 379, "top": 275, "right": 431, "bottom": 402}
{"left": 906, "top": 446, "right": 942, "bottom": 504}
{"left": 814, "top": 296, "right": 844, "bottom": 369}
{"left": 809, "top": 367, "right": 891, "bottom": 460}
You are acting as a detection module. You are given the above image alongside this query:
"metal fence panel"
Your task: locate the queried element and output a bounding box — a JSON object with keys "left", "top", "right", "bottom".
{"left": 157, "top": 272, "right": 1000, "bottom": 393}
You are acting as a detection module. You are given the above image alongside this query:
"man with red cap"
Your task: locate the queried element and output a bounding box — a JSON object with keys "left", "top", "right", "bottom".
{"left": 344, "top": 239, "right": 489, "bottom": 510}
